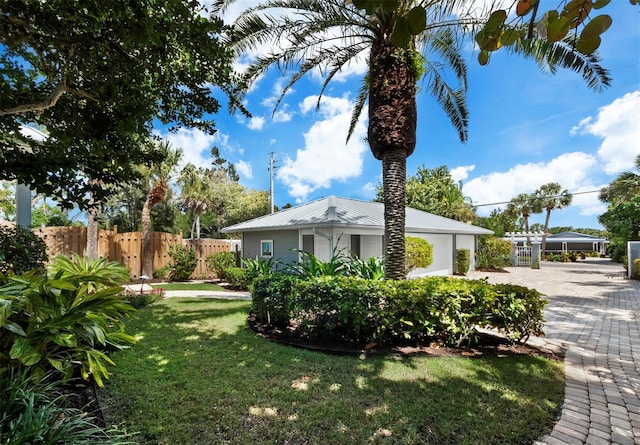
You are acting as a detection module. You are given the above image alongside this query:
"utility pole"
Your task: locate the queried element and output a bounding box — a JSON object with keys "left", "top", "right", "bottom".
{"left": 269, "top": 152, "right": 277, "bottom": 213}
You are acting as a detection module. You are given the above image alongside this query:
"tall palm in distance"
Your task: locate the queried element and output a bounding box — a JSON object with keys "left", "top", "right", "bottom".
{"left": 599, "top": 154, "right": 640, "bottom": 205}
{"left": 215, "top": 0, "right": 611, "bottom": 279}
{"left": 533, "top": 182, "right": 572, "bottom": 255}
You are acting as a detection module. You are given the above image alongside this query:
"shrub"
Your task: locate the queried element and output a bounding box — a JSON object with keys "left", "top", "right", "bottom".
{"left": 251, "top": 273, "right": 297, "bottom": 325}
{"left": 475, "top": 236, "right": 511, "bottom": 270}
{"left": 405, "top": 236, "right": 433, "bottom": 273}
{"left": 288, "top": 249, "right": 349, "bottom": 278}
{"left": 224, "top": 267, "right": 249, "bottom": 289}
{"left": 0, "top": 256, "right": 136, "bottom": 387}
{"left": 154, "top": 265, "right": 169, "bottom": 279}
{"left": 243, "top": 256, "right": 278, "bottom": 285}
{"left": 345, "top": 255, "right": 385, "bottom": 280}
{"left": 206, "top": 251, "right": 236, "bottom": 280}
{"left": 0, "top": 225, "right": 48, "bottom": 274}
{"left": 168, "top": 245, "right": 198, "bottom": 281}
{"left": 125, "top": 288, "right": 165, "bottom": 309}
{"left": 0, "top": 369, "right": 135, "bottom": 444}
{"left": 455, "top": 249, "right": 470, "bottom": 275}
{"left": 632, "top": 258, "right": 640, "bottom": 280}
{"left": 252, "top": 275, "right": 548, "bottom": 347}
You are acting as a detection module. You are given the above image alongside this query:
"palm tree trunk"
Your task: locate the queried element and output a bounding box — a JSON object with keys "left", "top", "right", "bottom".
{"left": 141, "top": 198, "right": 153, "bottom": 278}
{"left": 86, "top": 205, "right": 99, "bottom": 260}
{"left": 368, "top": 40, "right": 416, "bottom": 280}
{"left": 382, "top": 147, "right": 407, "bottom": 279}
{"left": 542, "top": 208, "right": 552, "bottom": 255}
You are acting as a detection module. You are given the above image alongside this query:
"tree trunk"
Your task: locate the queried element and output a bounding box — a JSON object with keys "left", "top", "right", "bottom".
{"left": 86, "top": 205, "right": 99, "bottom": 260}
{"left": 368, "top": 40, "right": 416, "bottom": 279}
{"left": 141, "top": 198, "right": 153, "bottom": 278}
{"left": 383, "top": 147, "right": 407, "bottom": 280}
{"left": 542, "top": 208, "right": 552, "bottom": 255}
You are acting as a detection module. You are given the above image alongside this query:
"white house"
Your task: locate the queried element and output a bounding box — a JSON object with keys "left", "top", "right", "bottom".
{"left": 221, "top": 196, "right": 493, "bottom": 276}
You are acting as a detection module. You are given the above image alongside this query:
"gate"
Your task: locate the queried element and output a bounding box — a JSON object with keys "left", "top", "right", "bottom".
{"left": 516, "top": 246, "right": 532, "bottom": 267}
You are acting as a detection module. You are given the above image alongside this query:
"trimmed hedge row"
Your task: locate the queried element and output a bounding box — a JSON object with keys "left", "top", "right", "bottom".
{"left": 251, "top": 274, "right": 547, "bottom": 346}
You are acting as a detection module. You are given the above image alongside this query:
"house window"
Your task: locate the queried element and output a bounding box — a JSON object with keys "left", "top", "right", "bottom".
{"left": 350, "top": 234, "right": 361, "bottom": 258}
{"left": 261, "top": 240, "right": 273, "bottom": 258}
{"left": 302, "top": 235, "right": 314, "bottom": 254}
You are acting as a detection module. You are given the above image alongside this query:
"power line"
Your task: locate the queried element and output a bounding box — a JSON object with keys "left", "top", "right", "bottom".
{"left": 472, "top": 189, "right": 603, "bottom": 208}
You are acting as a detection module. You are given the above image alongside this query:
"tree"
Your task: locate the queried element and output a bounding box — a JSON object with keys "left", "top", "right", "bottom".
{"left": 477, "top": 208, "right": 519, "bottom": 238}
{"left": 0, "top": 181, "right": 15, "bottom": 220}
{"left": 140, "top": 142, "right": 182, "bottom": 278}
{"left": 599, "top": 154, "right": 640, "bottom": 204}
{"left": 507, "top": 193, "right": 542, "bottom": 244}
{"left": 178, "top": 164, "right": 213, "bottom": 239}
{"left": 377, "top": 165, "right": 476, "bottom": 222}
{"left": 532, "top": 182, "right": 572, "bottom": 254}
{"left": 217, "top": 0, "right": 610, "bottom": 279}
{"left": 1, "top": 0, "right": 244, "bottom": 208}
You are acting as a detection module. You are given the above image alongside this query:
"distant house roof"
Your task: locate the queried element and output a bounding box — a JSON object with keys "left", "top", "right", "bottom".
{"left": 222, "top": 196, "right": 492, "bottom": 235}
{"left": 545, "top": 231, "right": 608, "bottom": 243}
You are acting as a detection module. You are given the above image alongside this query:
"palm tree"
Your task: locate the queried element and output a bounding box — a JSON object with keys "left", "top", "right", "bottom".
{"left": 178, "top": 163, "right": 213, "bottom": 239}
{"left": 533, "top": 182, "right": 572, "bottom": 254}
{"left": 216, "top": 0, "right": 611, "bottom": 279}
{"left": 599, "top": 154, "right": 640, "bottom": 205}
{"left": 507, "top": 193, "right": 541, "bottom": 245}
{"left": 140, "top": 141, "right": 182, "bottom": 278}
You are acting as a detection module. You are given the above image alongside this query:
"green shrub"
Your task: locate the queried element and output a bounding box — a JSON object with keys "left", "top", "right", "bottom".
{"left": 243, "top": 256, "right": 278, "bottom": 285}
{"left": 405, "top": 237, "right": 433, "bottom": 273}
{"left": 288, "top": 249, "right": 349, "bottom": 278}
{"left": 168, "top": 245, "right": 198, "bottom": 281}
{"left": 125, "top": 288, "right": 165, "bottom": 309}
{"left": 0, "top": 256, "right": 136, "bottom": 387}
{"left": 0, "top": 369, "right": 135, "bottom": 444}
{"left": 455, "top": 249, "right": 470, "bottom": 275}
{"left": 491, "top": 284, "right": 547, "bottom": 342}
{"left": 0, "top": 225, "right": 48, "bottom": 274}
{"left": 475, "top": 236, "right": 511, "bottom": 270}
{"left": 206, "top": 251, "right": 236, "bottom": 280}
{"left": 345, "top": 255, "right": 385, "bottom": 280}
{"left": 252, "top": 275, "right": 548, "bottom": 347}
{"left": 224, "top": 267, "right": 249, "bottom": 289}
{"left": 154, "top": 265, "right": 169, "bottom": 279}
{"left": 251, "top": 273, "right": 297, "bottom": 325}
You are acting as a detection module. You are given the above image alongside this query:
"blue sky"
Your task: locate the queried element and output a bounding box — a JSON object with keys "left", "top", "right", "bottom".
{"left": 158, "top": 1, "right": 640, "bottom": 231}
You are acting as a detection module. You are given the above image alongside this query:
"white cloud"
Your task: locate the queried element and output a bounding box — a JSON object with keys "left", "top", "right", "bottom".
{"left": 159, "top": 128, "right": 217, "bottom": 169}
{"left": 278, "top": 95, "right": 367, "bottom": 202}
{"left": 571, "top": 91, "right": 640, "bottom": 174}
{"left": 247, "top": 116, "right": 266, "bottom": 131}
{"left": 450, "top": 165, "right": 475, "bottom": 183}
{"left": 236, "top": 160, "right": 253, "bottom": 180}
{"left": 462, "top": 152, "right": 598, "bottom": 215}
{"left": 273, "top": 107, "right": 293, "bottom": 123}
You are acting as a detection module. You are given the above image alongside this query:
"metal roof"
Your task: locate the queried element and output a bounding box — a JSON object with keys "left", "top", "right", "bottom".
{"left": 222, "top": 196, "right": 493, "bottom": 235}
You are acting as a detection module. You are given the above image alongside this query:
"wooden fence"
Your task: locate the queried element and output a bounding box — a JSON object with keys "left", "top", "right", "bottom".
{"left": 34, "top": 226, "right": 232, "bottom": 280}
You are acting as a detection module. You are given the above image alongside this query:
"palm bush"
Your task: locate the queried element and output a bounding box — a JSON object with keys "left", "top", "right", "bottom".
{"left": 0, "top": 256, "right": 136, "bottom": 387}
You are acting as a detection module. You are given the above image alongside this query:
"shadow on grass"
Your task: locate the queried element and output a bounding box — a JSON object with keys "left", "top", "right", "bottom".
{"left": 101, "top": 297, "right": 564, "bottom": 445}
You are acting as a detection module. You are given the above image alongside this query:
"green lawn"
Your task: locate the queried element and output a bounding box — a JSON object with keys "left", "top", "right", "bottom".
{"left": 150, "top": 282, "right": 224, "bottom": 291}
{"left": 100, "top": 298, "right": 564, "bottom": 445}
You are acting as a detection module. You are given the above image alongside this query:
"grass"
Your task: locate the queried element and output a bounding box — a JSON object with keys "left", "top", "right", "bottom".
{"left": 150, "top": 282, "right": 224, "bottom": 291}
{"left": 99, "top": 298, "right": 564, "bottom": 445}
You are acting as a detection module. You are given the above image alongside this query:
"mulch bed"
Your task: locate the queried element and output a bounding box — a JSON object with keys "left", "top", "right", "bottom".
{"left": 247, "top": 316, "right": 564, "bottom": 361}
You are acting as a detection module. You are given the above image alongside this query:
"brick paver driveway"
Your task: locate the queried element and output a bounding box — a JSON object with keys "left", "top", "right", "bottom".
{"left": 468, "top": 259, "right": 640, "bottom": 445}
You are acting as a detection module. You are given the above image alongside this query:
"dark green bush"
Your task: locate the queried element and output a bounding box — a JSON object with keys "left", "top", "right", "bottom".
{"left": 455, "top": 249, "right": 470, "bottom": 275}
{"left": 251, "top": 275, "right": 548, "bottom": 347}
{"left": 224, "top": 266, "right": 249, "bottom": 289}
{"left": 0, "top": 225, "right": 48, "bottom": 274}
{"left": 251, "top": 273, "right": 297, "bottom": 325}
{"left": 125, "top": 288, "right": 165, "bottom": 309}
{"left": 168, "top": 245, "right": 198, "bottom": 281}
{"left": 206, "top": 251, "right": 236, "bottom": 280}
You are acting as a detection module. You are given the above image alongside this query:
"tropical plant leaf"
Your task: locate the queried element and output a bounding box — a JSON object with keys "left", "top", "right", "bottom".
{"left": 10, "top": 337, "right": 42, "bottom": 366}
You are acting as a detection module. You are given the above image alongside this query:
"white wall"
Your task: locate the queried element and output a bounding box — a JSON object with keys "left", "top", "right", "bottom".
{"left": 407, "top": 233, "right": 453, "bottom": 276}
